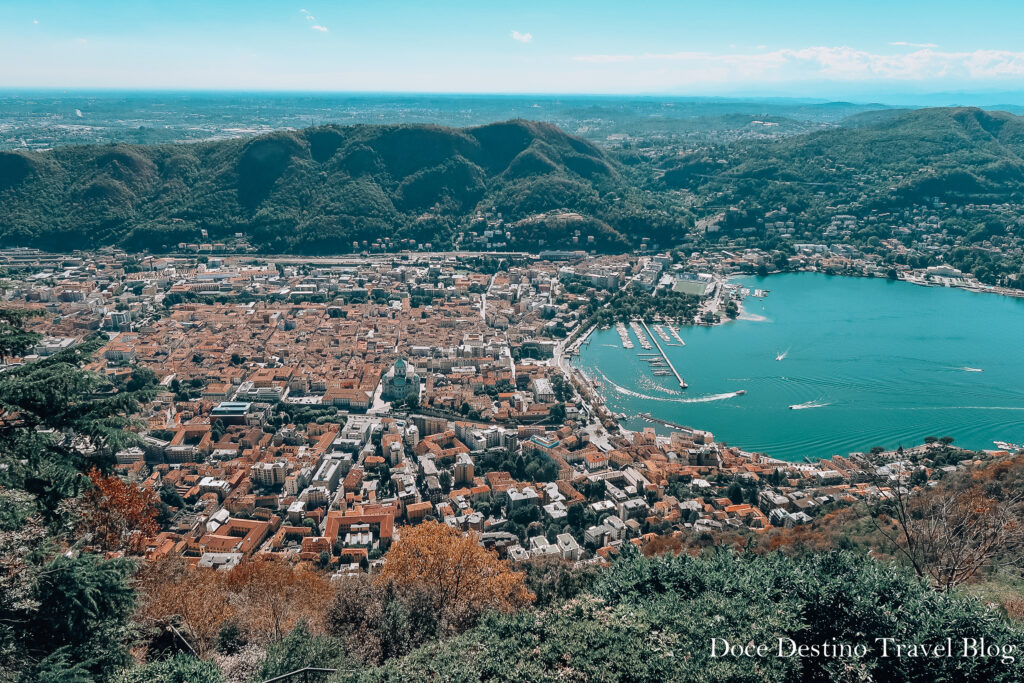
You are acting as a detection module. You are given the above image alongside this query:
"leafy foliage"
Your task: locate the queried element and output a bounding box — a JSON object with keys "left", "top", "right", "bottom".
{"left": 0, "top": 336, "right": 157, "bottom": 680}
{"left": 333, "top": 548, "right": 1024, "bottom": 683}
{"left": 375, "top": 521, "right": 534, "bottom": 634}
{"left": 12, "top": 553, "right": 138, "bottom": 681}
{"left": 78, "top": 467, "right": 160, "bottom": 554}
{"left": 137, "top": 557, "right": 333, "bottom": 657}
{"left": 0, "top": 334, "right": 150, "bottom": 523}
{"left": 254, "top": 622, "right": 349, "bottom": 682}
{"left": 328, "top": 574, "right": 442, "bottom": 665}
{"left": 0, "top": 308, "right": 43, "bottom": 362}
{"left": 114, "top": 653, "right": 224, "bottom": 683}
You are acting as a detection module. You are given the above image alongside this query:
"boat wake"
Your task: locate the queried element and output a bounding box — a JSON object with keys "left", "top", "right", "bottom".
{"left": 600, "top": 373, "right": 743, "bottom": 404}
{"left": 961, "top": 366, "right": 984, "bottom": 372}
{"left": 789, "top": 400, "right": 830, "bottom": 410}
{"left": 775, "top": 348, "right": 790, "bottom": 362}
{"left": 636, "top": 375, "right": 683, "bottom": 396}
{"left": 683, "top": 391, "right": 747, "bottom": 404}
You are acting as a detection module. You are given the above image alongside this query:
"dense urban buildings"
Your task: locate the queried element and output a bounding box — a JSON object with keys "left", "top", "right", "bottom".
{"left": 3, "top": 245, "right": 1013, "bottom": 577}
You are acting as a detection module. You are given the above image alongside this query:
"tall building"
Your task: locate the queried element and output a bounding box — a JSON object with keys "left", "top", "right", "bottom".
{"left": 454, "top": 452, "right": 475, "bottom": 485}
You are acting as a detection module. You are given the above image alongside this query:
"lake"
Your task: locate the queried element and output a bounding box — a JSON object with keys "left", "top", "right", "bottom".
{"left": 575, "top": 273, "right": 1024, "bottom": 461}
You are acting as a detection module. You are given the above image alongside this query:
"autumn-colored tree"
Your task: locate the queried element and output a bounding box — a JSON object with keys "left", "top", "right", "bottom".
{"left": 328, "top": 573, "right": 442, "bottom": 664}
{"left": 136, "top": 556, "right": 234, "bottom": 657}
{"left": 225, "top": 558, "right": 333, "bottom": 642}
{"left": 137, "top": 555, "right": 333, "bottom": 658}
{"left": 871, "top": 454, "right": 1024, "bottom": 592}
{"left": 878, "top": 484, "right": 1024, "bottom": 591}
{"left": 642, "top": 532, "right": 685, "bottom": 557}
{"left": 79, "top": 467, "right": 160, "bottom": 554}
{"left": 376, "top": 521, "right": 534, "bottom": 633}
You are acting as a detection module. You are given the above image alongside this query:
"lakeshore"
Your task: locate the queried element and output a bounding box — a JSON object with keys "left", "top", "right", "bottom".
{"left": 575, "top": 273, "right": 1024, "bottom": 461}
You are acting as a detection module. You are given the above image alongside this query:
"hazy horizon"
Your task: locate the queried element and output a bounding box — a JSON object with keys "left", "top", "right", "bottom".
{"left": 3, "top": 88, "right": 1024, "bottom": 110}
{"left": 3, "top": 1, "right": 1024, "bottom": 100}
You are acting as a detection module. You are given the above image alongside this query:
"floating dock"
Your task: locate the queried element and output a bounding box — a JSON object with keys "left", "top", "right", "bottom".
{"left": 615, "top": 322, "right": 634, "bottom": 349}
{"left": 640, "top": 319, "right": 687, "bottom": 389}
{"left": 629, "top": 321, "right": 653, "bottom": 350}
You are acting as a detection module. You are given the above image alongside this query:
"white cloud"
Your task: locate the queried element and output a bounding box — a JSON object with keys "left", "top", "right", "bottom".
{"left": 570, "top": 46, "right": 1024, "bottom": 82}
{"left": 511, "top": 30, "right": 533, "bottom": 44}
{"left": 890, "top": 41, "right": 939, "bottom": 48}
{"left": 300, "top": 9, "right": 326, "bottom": 32}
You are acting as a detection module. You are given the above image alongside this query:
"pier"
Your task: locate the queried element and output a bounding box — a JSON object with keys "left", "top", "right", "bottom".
{"left": 640, "top": 319, "right": 687, "bottom": 389}
{"left": 638, "top": 412, "right": 694, "bottom": 434}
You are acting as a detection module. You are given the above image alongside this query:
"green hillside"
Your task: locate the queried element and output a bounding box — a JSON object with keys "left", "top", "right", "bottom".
{"left": 4, "top": 108, "right": 1024, "bottom": 261}
{"left": 0, "top": 120, "right": 640, "bottom": 254}
{"left": 666, "top": 107, "right": 1024, "bottom": 207}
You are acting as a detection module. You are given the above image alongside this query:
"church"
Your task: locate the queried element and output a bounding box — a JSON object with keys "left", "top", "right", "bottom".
{"left": 381, "top": 357, "right": 421, "bottom": 402}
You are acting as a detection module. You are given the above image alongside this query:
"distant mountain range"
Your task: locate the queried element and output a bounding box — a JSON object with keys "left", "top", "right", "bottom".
{"left": 664, "top": 107, "right": 1024, "bottom": 207}
{"left": 1, "top": 107, "right": 1023, "bottom": 255}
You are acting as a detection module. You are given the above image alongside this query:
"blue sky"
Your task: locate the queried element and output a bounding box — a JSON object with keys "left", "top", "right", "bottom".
{"left": 2, "top": 1, "right": 1024, "bottom": 98}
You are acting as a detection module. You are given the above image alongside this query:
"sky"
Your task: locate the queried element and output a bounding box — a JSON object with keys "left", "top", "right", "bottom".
{"left": 2, "top": 0, "right": 1024, "bottom": 100}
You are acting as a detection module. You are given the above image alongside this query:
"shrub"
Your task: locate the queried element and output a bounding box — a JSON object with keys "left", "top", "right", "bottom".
{"left": 115, "top": 654, "right": 224, "bottom": 683}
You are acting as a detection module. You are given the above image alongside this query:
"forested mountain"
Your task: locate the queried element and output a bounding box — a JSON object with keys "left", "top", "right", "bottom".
{"left": 3, "top": 108, "right": 1024, "bottom": 258}
{"left": 665, "top": 107, "right": 1024, "bottom": 209}
{"left": 0, "top": 120, "right": 646, "bottom": 253}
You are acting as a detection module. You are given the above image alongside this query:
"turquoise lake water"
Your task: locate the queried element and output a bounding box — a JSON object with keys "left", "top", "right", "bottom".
{"left": 575, "top": 273, "right": 1024, "bottom": 461}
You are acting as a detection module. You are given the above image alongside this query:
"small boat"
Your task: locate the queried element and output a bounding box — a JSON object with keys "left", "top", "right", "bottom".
{"left": 962, "top": 367, "right": 984, "bottom": 372}
{"left": 789, "top": 400, "right": 828, "bottom": 410}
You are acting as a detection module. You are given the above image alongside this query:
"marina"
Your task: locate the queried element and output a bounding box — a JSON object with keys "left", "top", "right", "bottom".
{"left": 577, "top": 273, "right": 1024, "bottom": 460}
{"left": 629, "top": 321, "right": 653, "bottom": 350}
{"left": 615, "top": 322, "right": 634, "bottom": 349}
{"left": 640, "top": 319, "right": 687, "bottom": 389}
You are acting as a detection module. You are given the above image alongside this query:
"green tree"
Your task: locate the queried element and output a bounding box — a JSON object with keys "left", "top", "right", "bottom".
{"left": 114, "top": 654, "right": 224, "bottom": 683}
{"left": 0, "top": 336, "right": 152, "bottom": 523}
{"left": 256, "top": 622, "right": 349, "bottom": 681}
{"left": 727, "top": 482, "right": 744, "bottom": 504}
{"left": 125, "top": 365, "right": 158, "bottom": 392}
{"left": 0, "top": 308, "right": 43, "bottom": 362}
{"left": 13, "top": 553, "right": 138, "bottom": 680}
{"left": 215, "top": 620, "right": 247, "bottom": 656}
{"left": 336, "top": 549, "right": 1024, "bottom": 682}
